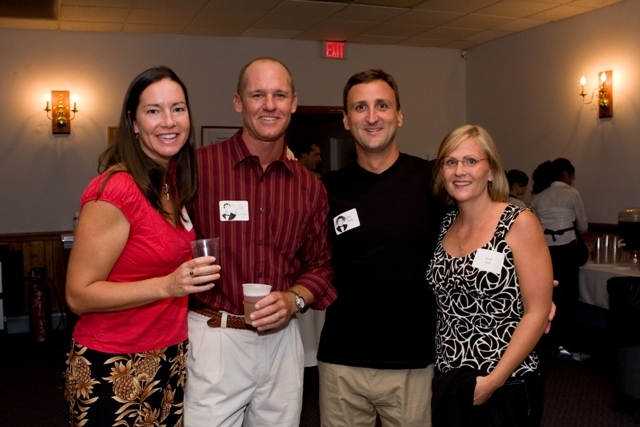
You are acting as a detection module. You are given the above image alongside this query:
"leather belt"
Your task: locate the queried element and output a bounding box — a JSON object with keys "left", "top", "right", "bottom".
{"left": 191, "top": 306, "right": 256, "bottom": 331}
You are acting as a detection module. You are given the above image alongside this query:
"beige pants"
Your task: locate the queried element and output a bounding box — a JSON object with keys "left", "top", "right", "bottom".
{"left": 185, "top": 311, "right": 304, "bottom": 427}
{"left": 318, "top": 361, "right": 433, "bottom": 427}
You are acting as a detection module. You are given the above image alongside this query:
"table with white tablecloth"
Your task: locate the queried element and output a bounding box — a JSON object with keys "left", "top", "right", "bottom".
{"left": 579, "top": 262, "right": 640, "bottom": 309}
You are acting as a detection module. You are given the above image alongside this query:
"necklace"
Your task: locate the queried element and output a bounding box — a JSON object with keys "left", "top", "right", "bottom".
{"left": 455, "top": 210, "right": 492, "bottom": 253}
{"left": 162, "top": 183, "right": 170, "bottom": 201}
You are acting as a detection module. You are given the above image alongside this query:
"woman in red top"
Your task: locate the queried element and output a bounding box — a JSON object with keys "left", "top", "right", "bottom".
{"left": 64, "top": 66, "right": 220, "bottom": 427}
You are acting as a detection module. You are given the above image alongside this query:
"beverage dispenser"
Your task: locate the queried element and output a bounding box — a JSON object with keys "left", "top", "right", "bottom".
{"left": 617, "top": 208, "right": 640, "bottom": 269}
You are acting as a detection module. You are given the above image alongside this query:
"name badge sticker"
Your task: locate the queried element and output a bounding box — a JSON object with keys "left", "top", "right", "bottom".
{"left": 333, "top": 208, "right": 360, "bottom": 234}
{"left": 471, "top": 248, "right": 504, "bottom": 276}
{"left": 219, "top": 200, "right": 249, "bottom": 221}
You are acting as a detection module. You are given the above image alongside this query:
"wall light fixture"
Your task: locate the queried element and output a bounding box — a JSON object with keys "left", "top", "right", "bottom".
{"left": 44, "top": 91, "right": 78, "bottom": 134}
{"left": 579, "top": 71, "right": 612, "bottom": 118}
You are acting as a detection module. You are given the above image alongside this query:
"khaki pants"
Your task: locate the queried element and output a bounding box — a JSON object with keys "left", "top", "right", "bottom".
{"left": 318, "top": 361, "right": 433, "bottom": 427}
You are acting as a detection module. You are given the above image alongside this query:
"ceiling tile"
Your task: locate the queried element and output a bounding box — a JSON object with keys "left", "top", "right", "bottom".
{"left": 354, "top": 0, "right": 424, "bottom": 6}
{"left": 190, "top": 13, "right": 262, "bottom": 29}
{"left": 122, "top": 23, "right": 184, "bottom": 33}
{"left": 60, "top": 21, "right": 124, "bottom": 31}
{"left": 295, "top": 19, "right": 377, "bottom": 40}
{"left": 569, "top": 0, "right": 623, "bottom": 7}
{"left": 197, "top": 0, "right": 282, "bottom": 15}
{"left": 396, "top": 37, "right": 451, "bottom": 47}
{"left": 475, "top": 0, "right": 558, "bottom": 18}
{"left": 269, "top": 0, "right": 348, "bottom": 18}
{"left": 347, "top": 33, "right": 406, "bottom": 44}
{"left": 363, "top": 22, "right": 430, "bottom": 37}
{"left": 132, "top": 0, "right": 208, "bottom": 8}
{"left": 415, "top": 26, "right": 483, "bottom": 40}
{"left": 445, "top": 13, "right": 514, "bottom": 29}
{"left": 493, "top": 17, "right": 547, "bottom": 31}
{"left": 387, "top": 9, "right": 462, "bottom": 26}
{"left": 182, "top": 26, "right": 244, "bottom": 36}
{"left": 126, "top": 8, "right": 199, "bottom": 25}
{"left": 413, "top": 0, "right": 501, "bottom": 13}
{"left": 463, "top": 28, "right": 511, "bottom": 41}
{"left": 0, "top": 17, "right": 58, "bottom": 30}
{"left": 252, "top": 14, "right": 322, "bottom": 31}
{"left": 330, "top": 4, "right": 407, "bottom": 22}
{"left": 440, "top": 39, "right": 482, "bottom": 49}
{"left": 61, "top": 6, "right": 129, "bottom": 23}
{"left": 528, "top": 4, "right": 591, "bottom": 20}
{"left": 62, "top": 0, "right": 133, "bottom": 7}
{"left": 240, "top": 28, "right": 301, "bottom": 38}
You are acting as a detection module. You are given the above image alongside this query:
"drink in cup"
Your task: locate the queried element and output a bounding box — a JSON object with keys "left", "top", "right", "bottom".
{"left": 243, "top": 283, "right": 272, "bottom": 324}
{"left": 190, "top": 238, "right": 219, "bottom": 284}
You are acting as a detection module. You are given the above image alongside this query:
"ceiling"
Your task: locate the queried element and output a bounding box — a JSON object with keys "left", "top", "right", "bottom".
{"left": 0, "top": 0, "right": 625, "bottom": 49}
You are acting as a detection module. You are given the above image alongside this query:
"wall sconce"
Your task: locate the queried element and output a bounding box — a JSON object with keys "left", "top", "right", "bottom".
{"left": 44, "top": 90, "right": 78, "bottom": 134}
{"left": 579, "top": 71, "right": 613, "bottom": 118}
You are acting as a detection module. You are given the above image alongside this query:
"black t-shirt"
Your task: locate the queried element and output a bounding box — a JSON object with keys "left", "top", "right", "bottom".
{"left": 318, "top": 153, "right": 446, "bottom": 369}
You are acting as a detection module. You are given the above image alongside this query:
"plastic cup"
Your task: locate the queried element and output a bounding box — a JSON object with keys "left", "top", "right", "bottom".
{"left": 243, "top": 283, "right": 271, "bottom": 324}
{"left": 190, "top": 238, "right": 219, "bottom": 267}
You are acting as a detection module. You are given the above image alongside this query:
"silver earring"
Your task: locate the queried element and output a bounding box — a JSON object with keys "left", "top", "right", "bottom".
{"left": 135, "top": 132, "right": 139, "bottom": 139}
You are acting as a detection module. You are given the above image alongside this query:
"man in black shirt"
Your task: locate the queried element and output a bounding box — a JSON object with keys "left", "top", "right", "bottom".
{"left": 318, "top": 69, "right": 445, "bottom": 426}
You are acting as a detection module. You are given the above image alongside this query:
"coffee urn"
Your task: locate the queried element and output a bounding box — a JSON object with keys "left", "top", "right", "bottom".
{"left": 617, "top": 208, "right": 640, "bottom": 269}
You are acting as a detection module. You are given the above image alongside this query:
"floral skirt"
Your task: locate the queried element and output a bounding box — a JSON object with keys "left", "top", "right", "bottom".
{"left": 64, "top": 339, "right": 188, "bottom": 427}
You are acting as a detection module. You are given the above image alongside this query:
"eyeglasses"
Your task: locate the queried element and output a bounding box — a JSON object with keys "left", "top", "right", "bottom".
{"left": 440, "top": 157, "right": 487, "bottom": 170}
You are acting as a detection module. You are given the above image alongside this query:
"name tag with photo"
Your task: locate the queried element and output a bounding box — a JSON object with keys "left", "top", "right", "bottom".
{"left": 333, "top": 208, "right": 360, "bottom": 234}
{"left": 219, "top": 200, "right": 249, "bottom": 221}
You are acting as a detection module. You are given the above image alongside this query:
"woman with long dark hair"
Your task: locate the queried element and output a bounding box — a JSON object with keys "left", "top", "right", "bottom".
{"left": 531, "top": 158, "right": 587, "bottom": 361}
{"left": 64, "top": 66, "right": 220, "bottom": 427}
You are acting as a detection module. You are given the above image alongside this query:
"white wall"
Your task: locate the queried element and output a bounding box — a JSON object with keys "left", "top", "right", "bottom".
{"left": 466, "top": 0, "right": 640, "bottom": 224}
{"left": 0, "top": 29, "right": 465, "bottom": 233}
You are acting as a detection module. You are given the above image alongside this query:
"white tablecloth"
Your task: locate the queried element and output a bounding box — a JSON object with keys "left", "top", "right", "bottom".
{"left": 579, "top": 262, "right": 640, "bottom": 309}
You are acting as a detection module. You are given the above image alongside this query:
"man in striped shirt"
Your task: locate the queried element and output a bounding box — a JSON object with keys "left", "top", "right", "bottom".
{"left": 185, "top": 57, "right": 336, "bottom": 427}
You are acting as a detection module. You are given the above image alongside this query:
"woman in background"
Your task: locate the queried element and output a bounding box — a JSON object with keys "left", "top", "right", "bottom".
{"left": 531, "top": 158, "right": 587, "bottom": 361}
{"left": 64, "top": 66, "right": 220, "bottom": 427}
{"left": 507, "top": 169, "right": 529, "bottom": 209}
{"left": 428, "top": 124, "right": 553, "bottom": 427}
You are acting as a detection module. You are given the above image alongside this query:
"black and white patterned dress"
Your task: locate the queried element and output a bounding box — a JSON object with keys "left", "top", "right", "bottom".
{"left": 426, "top": 204, "right": 539, "bottom": 377}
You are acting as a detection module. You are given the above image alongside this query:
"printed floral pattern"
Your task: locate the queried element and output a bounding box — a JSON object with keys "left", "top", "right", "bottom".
{"left": 65, "top": 340, "right": 187, "bottom": 427}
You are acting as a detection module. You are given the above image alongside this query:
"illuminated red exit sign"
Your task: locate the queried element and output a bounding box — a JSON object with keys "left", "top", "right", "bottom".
{"left": 322, "top": 41, "right": 346, "bottom": 59}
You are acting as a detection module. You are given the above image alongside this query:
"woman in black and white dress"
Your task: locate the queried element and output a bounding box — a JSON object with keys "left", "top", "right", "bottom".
{"left": 427, "top": 124, "right": 553, "bottom": 427}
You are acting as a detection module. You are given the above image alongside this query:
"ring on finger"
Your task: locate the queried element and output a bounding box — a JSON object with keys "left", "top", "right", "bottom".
{"left": 275, "top": 312, "right": 280, "bottom": 321}
{"left": 189, "top": 269, "right": 194, "bottom": 277}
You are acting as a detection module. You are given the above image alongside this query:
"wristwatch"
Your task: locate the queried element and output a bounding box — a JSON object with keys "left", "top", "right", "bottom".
{"left": 289, "top": 290, "right": 308, "bottom": 314}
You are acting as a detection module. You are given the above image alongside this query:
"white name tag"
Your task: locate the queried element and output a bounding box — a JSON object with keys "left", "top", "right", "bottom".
{"left": 333, "top": 208, "right": 360, "bottom": 234}
{"left": 472, "top": 248, "right": 504, "bottom": 276}
{"left": 181, "top": 207, "right": 193, "bottom": 231}
{"left": 219, "top": 200, "right": 249, "bottom": 221}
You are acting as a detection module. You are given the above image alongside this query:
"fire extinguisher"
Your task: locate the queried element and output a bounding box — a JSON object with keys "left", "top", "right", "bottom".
{"left": 28, "top": 267, "right": 52, "bottom": 342}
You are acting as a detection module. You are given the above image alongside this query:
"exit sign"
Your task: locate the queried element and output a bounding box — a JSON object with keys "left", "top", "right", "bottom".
{"left": 322, "top": 41, "right": 346, "bottom": 59}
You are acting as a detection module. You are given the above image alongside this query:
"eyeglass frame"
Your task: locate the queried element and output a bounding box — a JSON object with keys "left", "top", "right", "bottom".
{"left": 440, "top": 157, "right": 488, "bottom": 169}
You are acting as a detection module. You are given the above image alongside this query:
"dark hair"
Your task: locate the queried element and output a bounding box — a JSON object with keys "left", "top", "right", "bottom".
{"left": 291, "top": 140, "right": 317, "bottom": 159}
{"left": 506, "top": 169, "right": 529, "bottom": 188}
{"left": 98, "top": 66, "right": 197, "bottom": 227}
{"left": 343, "top": 69, "right": 400, "bottom": 112}
{"left": 237, "top": 57, "right": 295, "bottom": 96}
{"left": 531, "top": 158, "right": 575, "bottom": 194}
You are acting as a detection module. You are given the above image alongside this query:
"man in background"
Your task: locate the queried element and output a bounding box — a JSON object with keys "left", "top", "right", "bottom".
{"left": 294, "top": 140, "right": 322, "bottom": 177}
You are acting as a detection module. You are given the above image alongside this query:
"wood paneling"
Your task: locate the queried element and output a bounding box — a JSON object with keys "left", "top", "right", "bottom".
{"left": 0, "top": 231, "right": 72, "bottom": 314}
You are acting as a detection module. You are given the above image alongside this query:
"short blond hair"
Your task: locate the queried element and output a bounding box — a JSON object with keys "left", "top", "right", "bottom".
{"left": 433, "top": 124, "right": 509, "bottom": 204}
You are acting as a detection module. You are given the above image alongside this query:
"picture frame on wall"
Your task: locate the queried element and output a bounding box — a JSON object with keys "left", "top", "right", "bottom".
{"left": 201, "top": 126, "right": 241, "bottom": 146}
{"left": 107, "top": 126, "right": 118, "bottom": 145}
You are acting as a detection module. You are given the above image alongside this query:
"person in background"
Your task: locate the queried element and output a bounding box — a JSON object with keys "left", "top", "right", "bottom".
{"left": 64, "top": 66, "right": 220, "bottom": 427}
{"left": 318, "top": 69, "right": 446, "bottom": 427}
{"left": 186, "top": 57, "right": 336, "bottom": 427}
{"left": 531, "top": 158, "right": 588, "bottom": 361}
{"left": 428, "top": 124, "right": 553, "bottom": 427}
{"left": 294, "top": 140, "right": 322, "bottom": 177}
{"left": 506, "top": 169, "right": 529, "bottom": 209}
